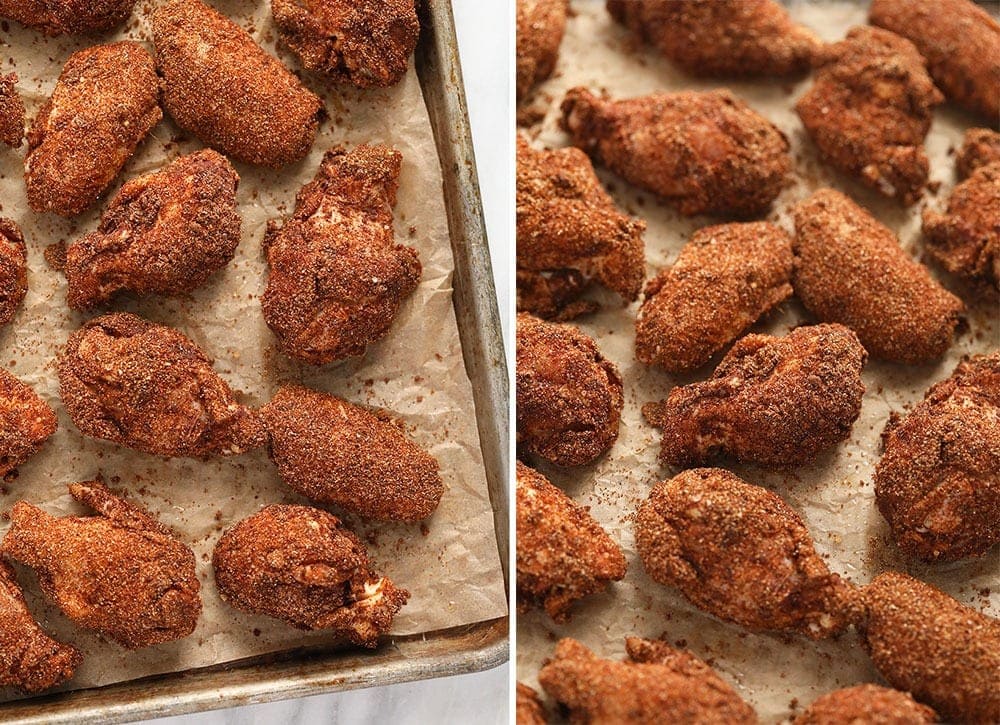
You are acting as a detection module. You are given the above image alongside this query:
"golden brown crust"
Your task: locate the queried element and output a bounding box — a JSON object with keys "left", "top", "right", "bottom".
{"left": 0, "top": 73, "right": 24, "bottom": 148}
{"left": 212, "top": 504, "right": 408, "bottom": 647}
{"left": 792, "top": 189, "right": 964, "bottom": 363}
{"left": 0, "top": 218, "right": 27, "bottom": 327}
{"left": 24, "top": 42, "right": 162, "bottom": 217}
{"left": 262, "top": 144, "right": 421, "bottom": 364}
{"left": 635, "top": 221, "right": 793, "bottom": 373}
{"left": 956, "top": 128, "right": 1000, "bottom": 180}
{"left": 561, "top": 87, "right": 791, "bottom": 217}
{"left": 796, "top": 684, "right": 938, "bottom": 725}
{"left": 516, "top": 0, "right": 567, "bottom": 102}
{"left": 65, "top": 149, "right": 242, "bottom": 310}
{"left": 152, "top": 0, "right": 323, "bottom": 168}
{"left": 859, "top": 572, "right": 1000, "bottom": 724}
{"left": 516, "top": 682, "right": 548, "bottom": 725}
{"left": 0, "top": 0, "right": 136, "bottom": 35}
{"left": 0, "top": 368, "right": 56, "bottom": 478}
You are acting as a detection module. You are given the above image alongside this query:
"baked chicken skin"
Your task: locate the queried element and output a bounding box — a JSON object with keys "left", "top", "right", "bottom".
{"left": 262, "top": 144, "right": 421, "bottom": 364}
{"left": 0, "top": 0, "right": 136, "bottom": 35}
{"left": 0, "top": 73, "right": 24, "bottom": 148}
{"left": 0, "top": 369, "right": 57, "bottom": 478}
{"left": 58, "top": 312, "right": 266, "bottom": 459}
{"left": 516, "top": 682, "right": 548, "bottom": 725}
{"left": 0, "top": 218, "right": 27, "bottom": 327}
{"left": 796, "top": 684, "right": 937, "bottom": 725}
{"left": 561, "top": 87, "right": 791, "bottom": 217}
{"left": 516, "top": 0, "right": 567, "bottom": 102}
{"left": 1, "top": 481, "right": 202, "bottom": 649}
{"left": 212, "top": 504, "right": 408, "bottom": 648}
{"left": 955, "top": 128, "right": 1000, "bottom": 179}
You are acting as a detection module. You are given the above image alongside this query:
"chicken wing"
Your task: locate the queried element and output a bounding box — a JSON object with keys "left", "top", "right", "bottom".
{"left": 516, "top": 313, "right": 624, "bottom": 467}
{"left": 24, "top": 42, "right": 161, "bottom": 217}
{"left": 793, "top": 189, "right": 964, "bottom": 364}
{"left": 212, "top": 504, "right": 408, "bottom": 647}
{"left": 0, "top": 73, "right": 23, "bottom": 148}
{"left": 644, "top": 324, "right": 866, "bottom": 468}
{"left": 152, "top": 0, "right": 323, "bottom": 168}
{"left": 57, "top": 312, "right": 266, "bottom": 459}
{"left": 1, "top": 481, "right": 202, "bottom": 649}
{"left": 561, "top": 88, "right": 791, "bottom": 217}
{"left": 516, "top": 0, "right": 567, "bottom": 102}
{"left": 0, "top": 369, "right": 56, "bottom": 478}
{"left": 797, "top": 685, "right": 937, "bottom": 725}
{"left": 63, "top": 150, "right": 242, "bottom": 310}
{"left": 262, "top": 144, "right": 421, "bottom": 364}
{"left": 260, "top": 385, "right": 443, "bottom": 522}
{"left": 0, "top": 0, "right": 136, "bottom": 35}
{"left": 516, "top": 135, "right": 645, "bottom": 320}
{"left": 955, "top": 128, "right": 1000, "bottom": 179}
{"left": 0, "top": 218, "right": 27, "bottom": 327}
{"left": 516, "top": 682, "right": 548, "bottom": 725}
{"left": 635, "top": 221, "right": 793, "bottom": 373}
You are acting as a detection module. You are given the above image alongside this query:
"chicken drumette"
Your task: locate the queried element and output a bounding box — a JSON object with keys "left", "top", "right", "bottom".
{"left": 0, "top": 218, "right": 27, "bottom": 327}
{"left": 797, "top": 685, "right": 937, "bottom": 725}
{"left": 516, "top": 0, "right": 567, "bottom": 102}
{"left": 0, "top": 369, "right": 57, "bottom": 478}
{"left": 0, "top": 0, "right": 136, "bottom": 35}
{"left": 516, "top": 682, "right": 548, "bottom": 725}
{"left": 955, "top": 128, "right": 1000, "bottom": 179}
{"left": 0, "top": 73, "right": 24, "bottom": 148}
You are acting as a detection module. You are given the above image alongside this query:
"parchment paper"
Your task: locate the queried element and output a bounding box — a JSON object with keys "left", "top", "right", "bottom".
{"left": 517, "top": 2, "right": 999, "bottom": 722}
{"left": 0, "top": 0, "right": 506, "bottom": 700}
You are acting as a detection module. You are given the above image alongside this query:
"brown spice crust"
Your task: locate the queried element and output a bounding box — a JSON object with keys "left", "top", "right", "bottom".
{"left": 635, "top": 221, "right": 793, "bottom": 373}
{"left": 0, "top": 368, "right": 56, "bottom": 478}
{"left": 516, "top": 0, "right": 567, "bottom": 102}
{"left": 956, "top": 128, "right": 1000, "bottom": 180}
{"left": 0, "top": 0, "right": 136, "bottom": 35}
{"left": 796, "top": 684, "right": 938, "bottom": 724}
{"left": 0, "top": 73, "right": 24, "bottom": 148}
{"left": 516, "top": 682, "right": 548, "bottom": 725}
{"left": 0, "top": 218, "right": 28, "bottom": 327}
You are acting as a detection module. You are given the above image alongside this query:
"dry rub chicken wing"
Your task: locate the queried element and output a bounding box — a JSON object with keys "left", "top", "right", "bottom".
{"left": 0, "top": 73, "right": 24, "bottom": 148}
{"left": 0, "top": 369, "right": 56, "bottom": 478}
{"left": 0, "top": 218, "right": 27, "bottom": 327}
{"left": 516, "top": 0, "right": 567, "bottom": 102}
{"left": 797, "top": 684, "right": 937, "bottom": 725}
{"left": 956, "top": 128, "right": 1000, "bottom": 180}
{"left": 516, "top": 682, "right": 548, "bottom": 725}
{"left": 0, "top": 0, "right": 136, "bottom": 35}
{"left": 1, "top": 481, "right": 202, "bottom": 649}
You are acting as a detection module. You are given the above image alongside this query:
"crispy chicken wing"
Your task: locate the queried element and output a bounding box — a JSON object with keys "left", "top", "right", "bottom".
{"left": 797, "top": 684, "right": 937, "bottom": 725}
{"left": 1, "top": 481, "right": 202, "bottom": 649}
{"left": 516, "top": 136, "right": 645, "bottom": 320}
{"left": 644, "top": 324, "right": 866, "bottom": 468}
{"left": 212, "top": 504, "right": 408, "bottom": 647}
{"left": 516, "top": 0, "right": 567, "bottom": 102}
{"left": 0, "top": 0, "right": 136, "bottom": 35}
{"left": 260, "top": 385, "right": 443, "bottom": 522}
{"left": 516, "top": 682, "right": 548, "bottom": 725}
{"left": 793, "top": 189, "right": 964, "bottom": 363}
{"left": 262, "top": 144, "right": 421, "bottom": 364}
{"left": 0, "top": 73, "right": 24, "bottom": 148}
{"left": 0, "top": 369, "right": 56, "bottom": 478}
{"left": 956, "top": 128, "right": 1000, "bottom": 179}
{"left": 795, "top": 27, "right": 942, "bottom": 205}
{"left": 635, "top": 221, "right": 793, "bottom": 373}
{"left": 57, "top": 312, "right": 266, "bottom": 459}
{"left": 152, "top": 0, "right": 323, "bottom": 168}
{"left": 0, "top": 218, "right": 27, "bottom": 327}
{"left": 561, "top": 88, "right": 791, "bottom": 217}
{"left": 516, "top": 313, "right": 624, "bottom": 467}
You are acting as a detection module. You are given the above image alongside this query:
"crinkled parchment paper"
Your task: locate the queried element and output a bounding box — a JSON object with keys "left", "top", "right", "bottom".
{"left": 0, "top": 0, "right": 506, "bottom": 700}
{"left": 517, "top": 2, "right": 999, "bottom": 722}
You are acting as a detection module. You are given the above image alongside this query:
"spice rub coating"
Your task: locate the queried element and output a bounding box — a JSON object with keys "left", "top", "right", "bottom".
{"left": 796, "top": 684, "right": 937, "bottom": 725}
{"left": 516, "top": 135, "right": 645, "bottom": 320}
{"left": 25, "top": 42, "right": 162, "bottom": 217}
{"left": 0, "top": 0, "right": 136, "bottom": 36}
{"left": 0, "top": 369, "right": 57, "bottom": 478}
{"left": 0, "top": 73, "right": 24, "bottom": 148}
{"left": 152, "top": 0, "right": 322, "bottom": 168}
{"left": 516, "top": 682, "right": 548, "bottom": 725}
{"left": 1, "top": 481, "right": 202, "bottom": 649}
{"left": 956, "top": 128, "right": 1000, "bottom": 179}
{"left": 635, "top": 221, "right": 793, "bottom": 373}
{"left": 0, "top": 218, "right": 27, "bottom": 327}
{"left": 260, "top": 385, "right": 443, "bottom": 522}
{"left": 792, "top": 189, "right": 964, "bottom": 364}
{"left": 516, "top": 0, "right": 567, "bottom": 102}
{"left": 262, "top": 144, "right": 421, "bottom": 364}
{"left": 561, "top": 87, "right": 791, "bottom": 217}
{"left": 57, "top": 312, "right": 266, "bottom": 459}
{"left": 644, "top": 324, "right": 866, "bottom": 468}
{"left": 212, "top": 504, "right": 408, "bottom": 647}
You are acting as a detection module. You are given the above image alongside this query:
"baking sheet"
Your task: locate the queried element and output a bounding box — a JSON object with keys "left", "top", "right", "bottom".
{"left": 0, "top": 0, "right": 507, "bottom": 701}
{"left": 516, "top": 2, "right": 999, "bottom": 722}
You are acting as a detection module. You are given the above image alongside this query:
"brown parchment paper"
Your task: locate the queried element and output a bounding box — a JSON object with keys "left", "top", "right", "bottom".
{"left": 516, "top": 2, "right": 999, "bottom": 722}
{"left": 0, "top": 0, "right": 507, "bottom": 701}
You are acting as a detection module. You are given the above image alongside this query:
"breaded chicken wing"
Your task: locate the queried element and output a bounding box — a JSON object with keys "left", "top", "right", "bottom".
{"left": 797, "top": 684, "right": 937, "bottom": 725}
{"left": 260, "top": 385, "right": 443, "bottom": 522}
{"left": 792, "top": 189, "right": 964, "bottom": 363}
{"left": 956, "top": 128, "right": 1000, "bottom": 179}
{"left": 516, "top": 314, "right": 624, "bottom": 467}
{"left": 58, "top": 312, "right": 266, "bottom": 459}
{"left": 0, "top": 73, "right": 24, "bottom": 148}
{"left": 607, "top": 0, "right": 820, "bottom": 78}
{"left": 516, "top": 461, "right": 626, "bottom": 621}
{"left": 212, "top": 504, "right": 408, "bottom": 647}
{"left": 538, "top": 637, "right": 758, "bottom": 724}
{"left": 1, "top": 481, "right": 202, "bottom": 649}
{"left": 870, "top": 0, "right": 999, "bottom": 121}
{"left": 859, "top": 572, "right": 1000, "bottom": 724}
{"left": 561, "top": 88, "right": 791, "bottom": 217}
{"left": 644, "top": 324, "right": 866, "bottom": 468}
{"left": 516, "top": 0, "right": 567, "bottom": 102}
{"left": 271, "top": 0, "right": 418, "bottom": 88}
{"left": 874, "top": 353, "right": 1000, "bottom": 561}
{"left": 0, "top": 369, "right": 56, "bottom": 478}
{"left": 516, "top": 136, "right": 645, "bottom": 320}
{"left": 516, "top": 682, "right": 548, "bottom": 725}
{"left": 152, "top": 0, "right": 323, "bottom": 168}
{"left": 63, "top": 150, "right": 242, "bottom": 310}
{"left": 262, "top": 145, "right": 421, "bottom": 364}
{"left": 636, "top": 468, "right": 857, "bottom": 639}
{"left": 0, "top": 0, "right": 136, "bottom": 35}
{"left": 635, "top": 222, "right": 793, "bottom": 373}
{"left": 0, "top": 218, "right": 27, "bottom": 327}
{"left": 795, "top": 27, "right": 942, "bottom": 205}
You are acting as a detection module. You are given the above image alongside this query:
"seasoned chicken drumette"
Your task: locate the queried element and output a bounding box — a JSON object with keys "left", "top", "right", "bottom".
{"left": 517, "top": 314, "right": 624, "bottom": 467}
{"left": 212, "top": 504, "right": 408, "bottom": 648}
{"left": 561, "top": 88, "right": 791, "bottom": 217}
{"left": 0, "top": 73, "right": 24, "bottom": 148}
{"left": 644, "top": 324, "right": 866, "bottom": 468}
{"left": 796, "top": 27, "right": 942, "bottom": 204}
{"left": 271, "top": 0, "right": 418, "bottom": 88}
{"left": 260, "top": 385, "right": 443, "bottom": 522}
{"left": 635, "top": 222, "right": 793, "bottom": 373}
{"left": 0, "top": 0, "right": 136, "bottom": 35}
{"left": 516, "top": 0, "right": 567, "bottom": 102}
{"left": 607, "top": 0, "right": 820, "bottom": 78}
{"left": 0, "top": 369, "right": 57, "bottom": 478}
{"left": 516, "top": 682, "right": 548, "bottom": 725}
{"left": 955, "top": 128, "right": 1000, "bottom": 179}
{"left": 58, "top": 312, "right": 266, "bottom": 459}
{"left": 262, "top": 144, "right": 421, "bottom": 364}
{"left": 0, "top": 218, "right": 27, "bottom": 327}
{"left": 1, "top": 481, "right": 202, "bottom": 649}
{"left": 797, "top": 685, "right": 938, "bottom": 725}
{"left": 636, "top": 468, "right": 858, "bottom": 639}
{"left": 516, "top": 136, "right": 645, "bottom": 320}
{"left": 538, "top": 637, "right": 758, "bottom": 724}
